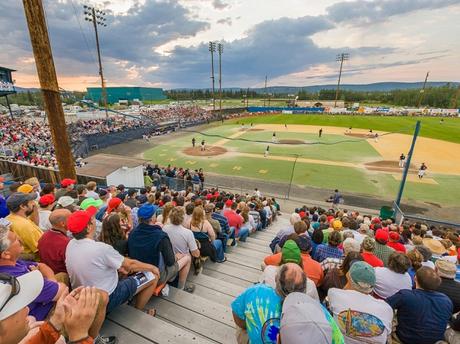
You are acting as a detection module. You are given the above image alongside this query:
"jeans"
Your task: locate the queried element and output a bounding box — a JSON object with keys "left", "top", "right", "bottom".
{"left": 238, "top": 226, "right": 250, "bottom": 242}
{"left": 212, "top": 239, "right": 225, "bottom": 262}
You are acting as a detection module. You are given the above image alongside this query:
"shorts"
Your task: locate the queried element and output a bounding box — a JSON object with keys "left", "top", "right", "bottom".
{"left": 159, "top": 262, "right": 179, "bottom": 285}
{"left": 107, "top": 277, "right": 138, "bottom": 313}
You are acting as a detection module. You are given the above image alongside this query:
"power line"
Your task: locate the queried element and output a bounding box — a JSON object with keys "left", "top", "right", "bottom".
{"left": 69, "top": 0, "right": 98, "bottom": 69}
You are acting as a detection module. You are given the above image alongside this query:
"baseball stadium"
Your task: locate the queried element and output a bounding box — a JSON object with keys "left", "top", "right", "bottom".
{"left": 3, "top": 1, "right": 460, "bottom": 344}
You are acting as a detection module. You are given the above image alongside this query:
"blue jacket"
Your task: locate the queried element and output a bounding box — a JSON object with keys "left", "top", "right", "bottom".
{"left": 128, "top": 223, "right": 170, "bottom": 268}
{"left": 0, "top": 195, "right": 9, "bottom": 218}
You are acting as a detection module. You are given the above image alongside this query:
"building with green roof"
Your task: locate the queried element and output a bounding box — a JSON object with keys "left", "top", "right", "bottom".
{"left": 86, "top": 86, "right": 166, "bottom": 104}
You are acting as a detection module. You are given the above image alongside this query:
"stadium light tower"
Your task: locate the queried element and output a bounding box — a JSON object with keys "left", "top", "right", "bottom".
{"left": 217, "top": 42, "right": 223, "bottom": 115}
{"left": 417, "top": 71, "right": 430, "bottom": 108}
{"left": 209, "top": 41, "right": 217, "bottom": 110}
{"left": 335, "top": 53, "right": 349, "bottom": 107}
{"left": 84, "top": 5, "right": 108, "bottom": 119}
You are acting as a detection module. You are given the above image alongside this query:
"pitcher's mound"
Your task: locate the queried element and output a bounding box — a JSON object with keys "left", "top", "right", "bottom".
{"left": 345, "top": 133, "right": 372, "bottom": 139}
{"left": 278, "top": 139, "right": 304, "bottom": 145}
{"left": 239, "top": 128, "right": 264, "bottom": 132}
{"left": 365, "top": 160, "right": 417, "bottom": 173}
{"left": 183, "top": 146, "right": 227, "bottom": 157}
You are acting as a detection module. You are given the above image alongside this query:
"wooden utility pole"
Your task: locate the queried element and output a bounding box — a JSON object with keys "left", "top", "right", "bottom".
{"left": 23, "top": 0, "right": 76, "bottom": 180}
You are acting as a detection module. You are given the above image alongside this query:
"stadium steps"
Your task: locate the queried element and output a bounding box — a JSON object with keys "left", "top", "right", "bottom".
{"left": 101, "top": 214, "right": 288, "bottom": 343}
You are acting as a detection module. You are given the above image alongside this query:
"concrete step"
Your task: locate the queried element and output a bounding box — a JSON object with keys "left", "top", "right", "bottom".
{"left": 204, "top": 260, "right": 260, "bottom": 283}
{"left": 236, "top": 240, "right": 271, "bottom": 254}
{"left": 187, "top": 271, "right": 246, "bottom": 297}
{"left": 148, "top": 288, "right": 235, "bottom": 343}
{"left": 202, "top": 269, "right": 253, "bottom": 288}
{"left": 226, "top": 245, "right": 268, "bottom": 261}
{"left": 226, "top": 252, "right": 262, "bottom": 270}
{"left": 106, "top": 304, "right": 214, "bottom": 344}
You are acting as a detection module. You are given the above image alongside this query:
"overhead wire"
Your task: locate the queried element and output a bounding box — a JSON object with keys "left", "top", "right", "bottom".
{"left": 69, "top": 0, "right": 99, "bottom": 70}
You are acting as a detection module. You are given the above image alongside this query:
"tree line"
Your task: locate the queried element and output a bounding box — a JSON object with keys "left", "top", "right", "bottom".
{"left": 1, "top": 86, "right": 458, "bottom": 108}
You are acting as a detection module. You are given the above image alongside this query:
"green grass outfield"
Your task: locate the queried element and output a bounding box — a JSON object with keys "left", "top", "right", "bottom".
{"left": 227, "top": 114, "right": 460, "bottom": 144}
{"left": 143, "top": 119, "right": 460, "bottom": 207}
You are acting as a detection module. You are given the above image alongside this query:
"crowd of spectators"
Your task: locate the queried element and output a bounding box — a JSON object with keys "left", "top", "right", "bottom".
{"left": 0, "top": 105, "right": 223, "bottom": 169}
{"left": 232, "top": 205, "right": 460, "bottom": 344}
{"left": 0, "top": 173, "right": 280, "bottom": 343}
{"left": 0, "top": 116, "right": 144, "bottom": 169}
{"left": 140, "top": 105, "right": 214, "bottom": 126}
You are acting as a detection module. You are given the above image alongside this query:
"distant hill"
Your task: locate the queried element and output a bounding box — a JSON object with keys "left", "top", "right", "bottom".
{"left": 171, "top": 81, "right": 459, "bottom": 94}
{"left": 14, "top": 86, "right": 40, "bottom": 93}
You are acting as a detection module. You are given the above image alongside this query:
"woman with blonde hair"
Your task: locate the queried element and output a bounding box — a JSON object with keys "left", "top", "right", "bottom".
{"left": 240, "top": 205, "right": 256, "bottom": 233}
{"left": 189, "top": 206, "right": 225, "bottom": 263}
{"left": 156, "top": 202, "right": 174, "bottom": 226}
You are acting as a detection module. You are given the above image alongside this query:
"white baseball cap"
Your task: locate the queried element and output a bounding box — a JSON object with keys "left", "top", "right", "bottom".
{"left": 0, "top": 270, "right": 43, "bottom": 321}
{"left": 280, "top": 292, "right": 341, "bottom": 343}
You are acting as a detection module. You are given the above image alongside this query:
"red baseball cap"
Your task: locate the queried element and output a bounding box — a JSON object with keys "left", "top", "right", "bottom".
{"left": 61, "top": 178, "right": 76, "bottom": 188}
{"left": 389, "top": 232, "right": 400, "bottom": 241}
{"left": 67, "top": 206, "right": 97, "bottom": 234}
{"left": 38, "top": 194, "right": 55, "bottom": 207}
{"left": 107, "top": 197, "right": 122, "bottom": 213}
{"left": 299, "top": 211, "right": 306, "bottom": 219}
{"left": 225, "top": 200, "right": 233, "bottom": 207}
{"left": 375, "top": 229, "right": 389, "bottom": 243}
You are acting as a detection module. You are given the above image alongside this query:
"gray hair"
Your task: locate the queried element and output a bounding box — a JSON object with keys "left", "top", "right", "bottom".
{"left": 275, "top": 263, "right": 306, "bottom": 299}
{"left": 0, "top": 224, "right": 11, "bottom": 253}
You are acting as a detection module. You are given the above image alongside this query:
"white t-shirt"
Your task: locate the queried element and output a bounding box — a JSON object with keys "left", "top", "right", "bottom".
{"left": 343, "top": 230, "right": 366, "bottom": 245}
{"left": 163, "top": 224, "right": 198, "bottom": 255}
{"left": 328, "top": 288, "right": 393, "bottom": 344}
{"left": 422, "top": 261, "right": 435, "bottom": 269}
{"left": 259, "top": 265, "right": 319, "bottom": 301}
{"left": 65, "top": 238, "right": 124, "bottom": 294}
{"left": 374, "top": 267, "right": 412, "bottom": 299}
{"left": 86, "top": 190, "right": 99, "bottom": 200}
{"left": 38, "top": 209, "right": 52, "bottom": 231}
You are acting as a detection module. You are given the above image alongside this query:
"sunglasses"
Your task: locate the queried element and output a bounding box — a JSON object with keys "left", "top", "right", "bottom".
{"left": 0, "top": 273, "right": 20, "bottom": 313}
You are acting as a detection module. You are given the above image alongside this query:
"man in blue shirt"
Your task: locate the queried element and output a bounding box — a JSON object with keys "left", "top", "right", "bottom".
{"left": 386, "top": 266, "right": 453, "bottom": 344}
{"left": 128, "top": 204, "right": 179, "bottom": 286}
{"left": 212, "top": 202, "right": 235, "bottom": 251}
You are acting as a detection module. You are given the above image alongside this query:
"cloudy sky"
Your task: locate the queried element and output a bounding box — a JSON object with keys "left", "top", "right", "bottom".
{"left": 1, "top": 0, "right": 460, "bottom": 90}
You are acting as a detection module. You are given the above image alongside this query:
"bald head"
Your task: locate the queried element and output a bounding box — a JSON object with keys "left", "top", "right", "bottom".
{"left": 49, "top": 209, "right": 72, "bottom": 231}
{"left": 276, "top": 263, "right": 306, "bottom": 299}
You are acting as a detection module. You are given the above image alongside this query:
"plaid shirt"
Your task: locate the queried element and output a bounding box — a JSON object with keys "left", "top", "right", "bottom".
{"left": 374, "top": 242, "right": 395, "bottom": 267}
{"left": 212, "top": 212, "right": 230, "bottom": 234}
{"left": 314, "top": 244, "right": 343, "bottom": 263}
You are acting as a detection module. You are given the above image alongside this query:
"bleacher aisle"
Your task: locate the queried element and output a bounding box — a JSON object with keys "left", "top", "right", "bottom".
{"left": 101, "top": 214, "right": 289, "bottom": 343}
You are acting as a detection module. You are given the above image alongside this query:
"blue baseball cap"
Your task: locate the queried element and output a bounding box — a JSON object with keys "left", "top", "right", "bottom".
{"left": 138, "top": 204, "right": 158, "bottom": 220}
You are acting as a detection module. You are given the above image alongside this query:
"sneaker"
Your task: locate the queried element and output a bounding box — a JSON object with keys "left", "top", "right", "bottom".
{"left": 95, "top": 336, "right": 118, "bottom": 344}
{"left": 184, "top": 283, "right": 196, "bottom": 293}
